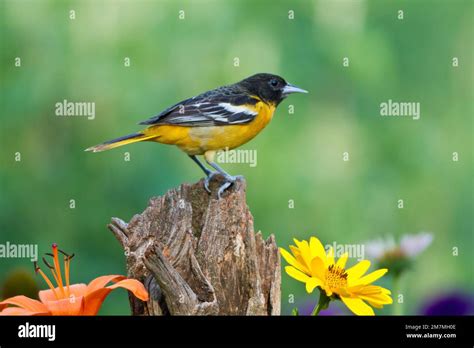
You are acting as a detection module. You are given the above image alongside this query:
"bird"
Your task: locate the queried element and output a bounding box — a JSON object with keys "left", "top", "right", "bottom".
{"left": 86, "top": 73, "right": 308, "bottom": 198}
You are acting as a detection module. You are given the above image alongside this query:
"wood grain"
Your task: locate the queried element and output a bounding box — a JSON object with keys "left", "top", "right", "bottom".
{"left": 108, "top": 176, "right": 281, "bottom": 315}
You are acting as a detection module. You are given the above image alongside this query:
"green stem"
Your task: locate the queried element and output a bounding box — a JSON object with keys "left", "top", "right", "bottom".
{"left": 311, "top": 291, "right": 331, "bottom": 316}
{"left": 392, "top": 273, "right": 403, "bottom": 315}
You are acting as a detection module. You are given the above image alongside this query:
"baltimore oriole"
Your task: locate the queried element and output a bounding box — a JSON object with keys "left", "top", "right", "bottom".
{"left": 86, "top": 73, "right": 308, "bottom": 197}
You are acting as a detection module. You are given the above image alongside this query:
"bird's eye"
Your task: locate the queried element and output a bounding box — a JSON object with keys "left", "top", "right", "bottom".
{"left": 269, "top": 79, "right": 279, "bottom": 87}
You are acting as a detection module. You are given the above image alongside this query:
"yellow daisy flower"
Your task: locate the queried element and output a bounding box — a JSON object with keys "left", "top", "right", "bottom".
{"left": 280, "top": 236, "right": 393, "bottom": 315}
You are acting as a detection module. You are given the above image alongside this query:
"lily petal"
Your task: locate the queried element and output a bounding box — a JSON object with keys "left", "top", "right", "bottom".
{"left": 39, "top": 283, "right": 88, "bottom": 303}
{"left": 0, "top": 306, "right": 50, "bottom": 316}
{"left": 82, "top": 288, "right": 113, "bottom": 315}
{"left": 86, "top": 275, "right": 126, "bottom": 295}
{"left": 83, "top": 278, "right": 149, "bottom": 315}
{"left": 0, "top": 296, "right": 49, "bottom": 315}
{"left": 43, "top": 296, "right": 85, "bottom": 315}
{"left": 106, "top": 279, "right": 149, "bottom": 301}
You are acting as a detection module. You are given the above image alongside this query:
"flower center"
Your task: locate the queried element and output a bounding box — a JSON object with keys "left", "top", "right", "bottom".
{"left": 34, "top": 244, "right": 74, "bottom": 300}
{"left": 325, "top": 264, "right": 348, "bottom": 289}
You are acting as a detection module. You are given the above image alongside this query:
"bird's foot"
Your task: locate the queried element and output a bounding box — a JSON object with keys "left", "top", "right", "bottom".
{"left": 203, "top": 173, "right": 244, "bottom": 199}
{"left": 217, "top": 175, "right": 244, "bottom": 199}
{"left": 204, "top": 171, "right": 220, "bottom": 193}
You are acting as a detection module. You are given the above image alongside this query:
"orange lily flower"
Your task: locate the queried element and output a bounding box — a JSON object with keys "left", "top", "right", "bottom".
{"left": 0, "top": 244, "right": 148, "bottom": 315}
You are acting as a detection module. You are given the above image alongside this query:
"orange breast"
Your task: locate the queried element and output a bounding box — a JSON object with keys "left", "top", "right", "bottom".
{"left": 145, "top": 101, "right": 276, "bottom": 155}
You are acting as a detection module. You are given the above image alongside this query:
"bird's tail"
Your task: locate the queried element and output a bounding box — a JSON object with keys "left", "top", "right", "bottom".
{"left": 85, "top": 132, "right": 156, "bottom": 152}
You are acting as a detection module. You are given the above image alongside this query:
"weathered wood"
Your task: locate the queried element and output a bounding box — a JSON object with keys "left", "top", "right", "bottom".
{"left": 108, "top": 176, "right": 281, "bottom": 315}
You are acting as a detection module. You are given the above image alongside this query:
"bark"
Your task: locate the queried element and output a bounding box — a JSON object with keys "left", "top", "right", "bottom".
{"left": 108, "top": 176, "right": 281, "bottom": 315}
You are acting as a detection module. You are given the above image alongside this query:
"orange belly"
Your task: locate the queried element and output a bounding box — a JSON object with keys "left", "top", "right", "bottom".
{"left": 144, "top": 101, "right": 276, "bottom": 155}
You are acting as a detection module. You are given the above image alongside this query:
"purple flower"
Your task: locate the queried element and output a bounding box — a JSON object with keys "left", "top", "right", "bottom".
{"left": 420, "top": 291, "right": 474, "bottom": 316}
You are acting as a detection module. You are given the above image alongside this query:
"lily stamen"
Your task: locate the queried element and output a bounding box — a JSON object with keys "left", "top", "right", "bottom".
{"left": 64, "top": 254, "right": 74, "bottom": 295}
{"left": 42, "top": 256, "right": 66, "bottom": 298}
{"left": 36, "top": 246, "right": 76, "bottom": 299}
{"left": 34, "top": 261, "right": 59, "bottom": 299}
{"left": 51, "top": 244, "right": 66, "bottom": 297}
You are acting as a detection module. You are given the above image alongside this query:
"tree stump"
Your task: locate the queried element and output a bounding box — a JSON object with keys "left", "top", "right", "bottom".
{"left": 108, "top": 176, "right": 281, "bottom": 315}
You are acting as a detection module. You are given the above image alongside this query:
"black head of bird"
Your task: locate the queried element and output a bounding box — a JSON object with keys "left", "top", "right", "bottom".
{"left": 239, "top": 73, "right": 308, "bottom": 105}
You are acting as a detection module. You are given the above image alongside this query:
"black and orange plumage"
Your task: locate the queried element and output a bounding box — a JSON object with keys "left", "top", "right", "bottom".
{"left": 86, "top": 73, "right": 308, "bottom": 197}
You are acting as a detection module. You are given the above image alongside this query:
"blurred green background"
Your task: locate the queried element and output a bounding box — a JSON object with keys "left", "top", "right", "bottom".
{"left": 0, "top": 0, "right": 472, "bottom": 315}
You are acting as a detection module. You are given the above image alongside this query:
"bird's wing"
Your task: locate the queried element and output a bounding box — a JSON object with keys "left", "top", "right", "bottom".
{"left": 139, "top": 87, "right": 260, "bottom": 127}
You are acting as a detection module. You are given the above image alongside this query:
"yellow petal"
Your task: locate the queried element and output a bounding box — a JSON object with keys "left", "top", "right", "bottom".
{"left": 309, "top": 237, "right": 327, "bottom": 264}
{"left": 352, "top": 287, "right": 393, "bottom": 305}
{"left": 340, "top": 296, "right": 375, "bottom": 316}
{"left": 323, "top": 286, "right": 333, "bottom": 297}
{"left": 288, "top": 245, "right": 311, "bottom": 273}
{"left": 293, "top": 238, "right": 302, "bottom": 247}
{"left": 351, "top": 285, "right": 388, "bottom": 296}
{"left": 350, "top": 269, "right": 388, "bottom": 286}
{"left": 366, "top": 300, "right": 384, "bottom": 309}
{"left": 336, "top": 252, "right": 349, "bottom": 269}
{"left": 279, "top": 248, "right": 306, "bottom": 272}
{"left": 360, "top": 293, "right": 393, "bottom": 305}
{"left": 305, "top": 277, "right": 322, "bottom": 294}
{"left": 289, "top": 245, "right": 301, "bottom": 257}
{"left": 310, "top": 257, "right": 326, "bottom": 280}
{"left": 294, "top": 239, "right": 312, "bottom": 262}
{"left": 346, "top": 260, "right": 371, "bottom": 281}
{"left": 285, "top": 266, "right": 310, "bottom": 283}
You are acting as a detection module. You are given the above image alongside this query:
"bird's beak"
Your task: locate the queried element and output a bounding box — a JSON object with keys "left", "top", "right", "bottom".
{"left": 282, "top": 83, "right": 308, "bottom": 95}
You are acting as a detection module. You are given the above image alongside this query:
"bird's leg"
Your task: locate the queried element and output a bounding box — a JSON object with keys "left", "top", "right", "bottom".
{"left": 188, "top": 155, "right": 218, "bottom": 193}
{"left": 204, "top": 151, "right": 243, "bottom": 199}
{"left": 189, "top": 154, "right": 212, "bottom": 176}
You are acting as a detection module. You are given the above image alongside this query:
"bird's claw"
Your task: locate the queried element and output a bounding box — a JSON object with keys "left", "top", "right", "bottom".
{"left": 204, "top": 173, "right": 244, "bottom": 199}
{"left": 217, "top": 181, "right": 232, "bottom": 199}
{"left": 204, "top": 171, "right": 220, "bottom": 193}
{"left": 217, "top": 175, "right": 244, "bottom": 199}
